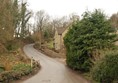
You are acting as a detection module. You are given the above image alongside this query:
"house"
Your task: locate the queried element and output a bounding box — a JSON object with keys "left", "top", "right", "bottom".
{"left": 54, "top": 27, "right": 69, "bottom": 51}
{"left": 54, "top": 15, "right": 79, "bottom": 51}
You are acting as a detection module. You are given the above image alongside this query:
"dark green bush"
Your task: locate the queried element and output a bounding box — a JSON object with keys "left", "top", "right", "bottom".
{"left": 34, "top": 42, "right": 41, "bottom": 49}
{"left": 5, "top": 40, "right": 20, "bottom": 51}
{"left": 0, "top": 68, "right": 5, "bottom": 73}
{"left": 0, "top": 65, "right": 5, "bottom": 73}
{"left": 91, "top": 52, "right": 118, "bottom": 83}
{"left": 66, "top": 50, "right": 93, "bottom": 72}
{"left": 0, "top": 68, "right": 4, "bottom": 73}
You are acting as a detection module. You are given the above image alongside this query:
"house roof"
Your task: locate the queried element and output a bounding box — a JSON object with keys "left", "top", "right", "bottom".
{"left": 56, "top": 27, "right": 67, "bottom": 35}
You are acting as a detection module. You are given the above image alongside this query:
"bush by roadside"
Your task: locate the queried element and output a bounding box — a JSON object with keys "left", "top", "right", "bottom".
{"left": 0, "top": 61, "right": 40, "bottom": 83}
{"left": 0, "top": 65, "right": 5, "bottom": 73}
{"left": 91, "top": 52, "right": 118, "bottom": 83}
{"left": 0, "top": 44, "right": 41, "bottom": 83}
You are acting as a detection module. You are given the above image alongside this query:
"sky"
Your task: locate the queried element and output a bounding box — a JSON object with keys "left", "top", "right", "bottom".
{"left": 27, "top": 0, "right": 118, "bottom": 18}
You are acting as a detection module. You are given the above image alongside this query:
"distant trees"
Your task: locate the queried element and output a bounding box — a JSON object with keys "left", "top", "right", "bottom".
{"left": 34, "top": 10, "right": 50, "bottom": 47}
{"left": 69, "top": 13, "right": 79, "bottom": 24}
{"left": 64, "top": 9, "right": 117, "bottom": 72}
{"left": 110, "top": 13, "right": 118, "bottom": 30}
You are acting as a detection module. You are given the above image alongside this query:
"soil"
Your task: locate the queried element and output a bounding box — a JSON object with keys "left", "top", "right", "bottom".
{"left": 34, "top": 46, "right": 67, "bottom": 64}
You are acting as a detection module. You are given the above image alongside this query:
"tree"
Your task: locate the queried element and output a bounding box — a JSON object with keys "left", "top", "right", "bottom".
{"left": 20, "top": 1, "right": 32, "bottom": 38}
{"left": 35, "top": 10, "right": 50, "bottom": 47}
{"left": 69, "top": 13, "right": 79, "bottom": 24}
{"left": 64, "top": 9, "right": 117, "bottom": 72}
{"left": 0, "top": 0, "right": 14, "bottom": 44}
{"left": 12, "top": 0, "right": 21, "bottom": 38}
{"left": 52, "top": 16, "right": 70, "bottom": 28}
{"left": 43, "top": 22, "right": 55, "bottom": 41}
{"left": 110, "top": 13, "right": 118, "bottom": 30}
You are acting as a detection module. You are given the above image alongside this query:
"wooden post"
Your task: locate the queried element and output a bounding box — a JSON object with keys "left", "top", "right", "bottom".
{"left": 31, "top": 57, "right": 33, "bottom": 68}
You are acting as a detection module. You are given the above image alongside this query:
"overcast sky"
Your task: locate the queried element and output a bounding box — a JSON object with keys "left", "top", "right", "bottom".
{"left": 27, "top": 0, "right": 118, "bottom": 18}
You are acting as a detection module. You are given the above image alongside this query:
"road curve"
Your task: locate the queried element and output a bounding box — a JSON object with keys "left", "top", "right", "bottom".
{"left": 22, "top": 44, "right": 90, "bottom": 83}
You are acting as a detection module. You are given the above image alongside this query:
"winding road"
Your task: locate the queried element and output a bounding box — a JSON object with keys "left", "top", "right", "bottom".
{"left": 22, "top": 44, "right": 90, "bottom": 83}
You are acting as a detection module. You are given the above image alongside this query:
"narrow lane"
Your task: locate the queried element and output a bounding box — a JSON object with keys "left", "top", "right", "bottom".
{"left": 22, "top": 44, "right": 90, "bottom": 83}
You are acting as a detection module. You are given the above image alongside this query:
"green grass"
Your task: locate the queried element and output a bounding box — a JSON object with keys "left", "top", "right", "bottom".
{"left": 47, "top": 41, "right": 54, "bottom": 49}
{"left": 12, "top": 63, "right": 32, "bottom": 75}
{"left": 0, "top": 67, "right": 5, "bottom": 73}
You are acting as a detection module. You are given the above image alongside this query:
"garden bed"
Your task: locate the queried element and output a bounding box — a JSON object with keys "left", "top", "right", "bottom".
{"left": 0, "top": 48, "right": 40, "bottom": 83}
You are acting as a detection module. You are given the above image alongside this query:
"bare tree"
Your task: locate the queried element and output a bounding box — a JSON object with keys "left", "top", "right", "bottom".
{"left": 69, "top": 13, "right": 79, "bottom": 24}
{"left": 35, "top": 10, "right": 50, "bottom": 48}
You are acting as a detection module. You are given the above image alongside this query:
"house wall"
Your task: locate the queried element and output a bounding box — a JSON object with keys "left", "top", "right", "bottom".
{"left": 62, "top": 28, "right": 68, "bottom": 44}
{"left": 54, "top": 30, "right": 61, "bottom": 50}
{"left": 54, "top": 28, "right": 69, "bottom": 50}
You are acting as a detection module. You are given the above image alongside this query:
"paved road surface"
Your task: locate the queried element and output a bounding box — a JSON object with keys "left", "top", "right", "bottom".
{"left": 22, "top": 44, "right": 90, "bottom": 83}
